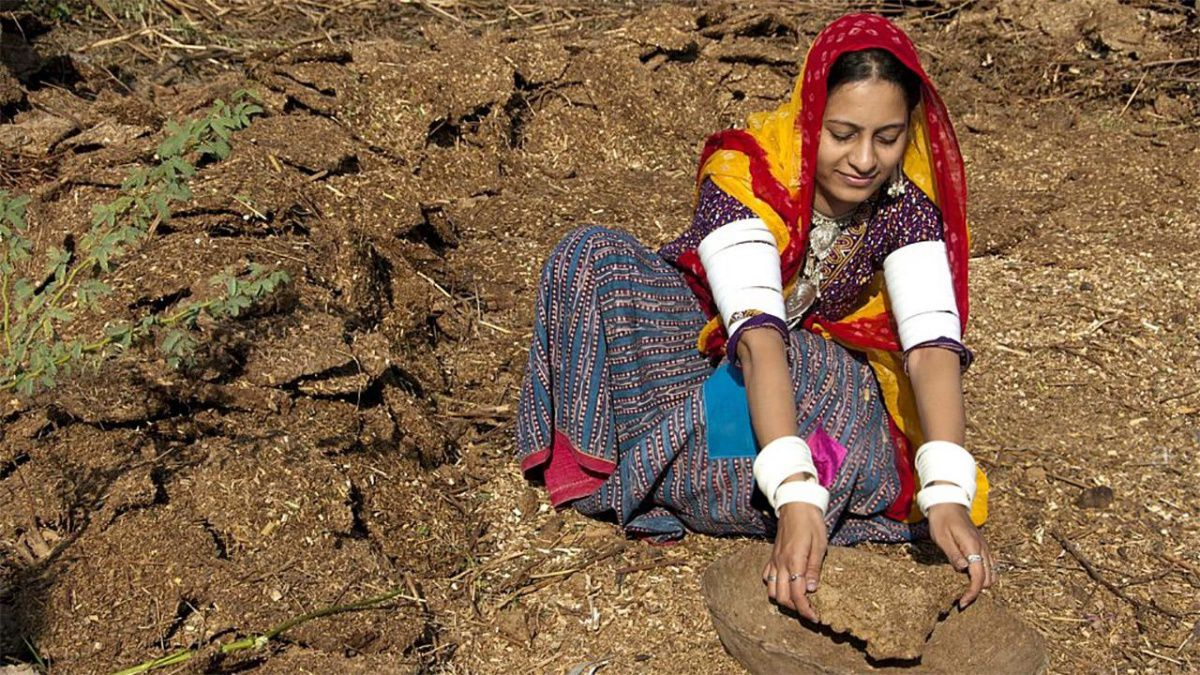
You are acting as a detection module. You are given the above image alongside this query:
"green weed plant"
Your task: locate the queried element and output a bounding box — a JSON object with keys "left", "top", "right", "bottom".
{"left": 0, "top": 92, "right": 288, "bottom": 396}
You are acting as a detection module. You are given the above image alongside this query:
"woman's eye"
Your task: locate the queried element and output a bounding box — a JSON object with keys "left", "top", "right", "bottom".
{"left": 831, "top": 132, "right": 854, "bottom": 142}
{"left": 876, "top": 135, "right": 900, "bottom": 145}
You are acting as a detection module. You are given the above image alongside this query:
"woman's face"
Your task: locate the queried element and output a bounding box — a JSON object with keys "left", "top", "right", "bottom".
{"left": 813, "top": 78, "right": 910, "bottom": 217}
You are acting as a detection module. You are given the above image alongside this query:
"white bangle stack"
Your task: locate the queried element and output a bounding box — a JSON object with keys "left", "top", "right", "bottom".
{"left": 882, "top": 240, "right": 962, "bottom": 350}
{"left": 753, "top": 435, "right": 830, "bottom": 517}
{"left": 914, "top": 440, "right": 977, "bottom": 516}
{"left": 696, "top": 218, "right": 788, "bottom": 335}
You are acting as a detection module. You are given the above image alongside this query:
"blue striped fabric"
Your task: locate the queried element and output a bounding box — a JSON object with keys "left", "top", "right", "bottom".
{"left": 517, "top": 227, "right": 925, "bottom": 544}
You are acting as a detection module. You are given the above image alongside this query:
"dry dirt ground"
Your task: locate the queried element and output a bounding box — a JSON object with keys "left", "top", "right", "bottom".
{"left": 1, "top": 1, "right": 1198, "bottom": 673}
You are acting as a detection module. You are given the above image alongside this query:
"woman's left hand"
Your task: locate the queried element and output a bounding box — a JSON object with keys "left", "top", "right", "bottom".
{"left": 926, "top": 502, "right": 993, "bottom": 608}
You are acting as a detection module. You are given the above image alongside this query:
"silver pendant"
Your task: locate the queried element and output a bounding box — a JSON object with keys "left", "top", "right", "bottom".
{"left": 786, "top": 279, "right": 818, "bottom": 325}
{"left": 809, "top": 222, "right": 840, "bottom": 258}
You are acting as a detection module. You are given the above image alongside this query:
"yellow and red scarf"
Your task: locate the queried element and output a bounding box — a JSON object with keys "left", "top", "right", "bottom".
{"left": 674, "top": 14, "right": 987, "bottom": 525}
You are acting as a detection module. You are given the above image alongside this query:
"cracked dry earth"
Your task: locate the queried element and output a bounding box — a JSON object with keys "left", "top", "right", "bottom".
{"left": 1, "top": 2, "right": 1199, "bottom": 673}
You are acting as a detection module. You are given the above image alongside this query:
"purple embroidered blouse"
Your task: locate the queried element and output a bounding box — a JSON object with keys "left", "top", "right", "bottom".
{"left": 660, "top": 176, "right": 972, "bottom": 367}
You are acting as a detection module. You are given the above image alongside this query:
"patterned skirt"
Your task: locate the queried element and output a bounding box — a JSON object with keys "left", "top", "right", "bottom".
{"left": 516, "top": 226, "right": 923, "bottom": 545}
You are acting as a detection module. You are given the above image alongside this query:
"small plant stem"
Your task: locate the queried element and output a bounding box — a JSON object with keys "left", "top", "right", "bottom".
{"left": 228, "top": 587, "right": 411, "bottom": 648}
{"left": 110, "top": 649, "right": 192, "bottom": 675}
{"left": 14, "top": 254, "right": 95, "bottom": 361}
{"left": 1, "top": 291, "right": 242, "bottom": 391}
{"left": 48, "top": 255, "right": 93, "bottom": 309}
{"left": 0, "top": 335, "right": 110, "bottom": 392}
{"left": 161, "top": 298, "right": 216, "bottom": 326}
{"left": 110, "top": 587, "right": 411, "bottom": 675}
{"left": 2, "top": 271, "right": 11, "bottom": 353}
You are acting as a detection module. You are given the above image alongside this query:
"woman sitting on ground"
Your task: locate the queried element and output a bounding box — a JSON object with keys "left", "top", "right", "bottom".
{"left": 515, "top": 13, "right": 993, "bottom": 619}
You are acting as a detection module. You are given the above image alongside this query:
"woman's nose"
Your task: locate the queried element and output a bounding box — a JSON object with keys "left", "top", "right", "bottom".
{"left": 848, "top": 138, "right": 877, "bottom": 175}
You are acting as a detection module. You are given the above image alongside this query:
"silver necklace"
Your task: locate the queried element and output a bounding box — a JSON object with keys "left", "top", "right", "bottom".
{"left": 785, "top": 207, "right": 857, "bottom": 325}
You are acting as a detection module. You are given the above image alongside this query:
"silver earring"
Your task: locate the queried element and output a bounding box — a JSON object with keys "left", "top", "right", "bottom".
{"left": 887, "top": 165, "right": 906, "bottom": 198}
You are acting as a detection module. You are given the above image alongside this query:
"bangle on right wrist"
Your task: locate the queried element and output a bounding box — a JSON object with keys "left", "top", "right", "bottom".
{"left": 914, "top": 440, "right": 977, "bottom": 506}
{"left": 774, "top": 479, "right": 830, "bottom": 517}
{"left": 753, "top": 435, "right": 819, "bottom": 511}
{"left": 916, "top": 483, "right": 971, "bottom": 516}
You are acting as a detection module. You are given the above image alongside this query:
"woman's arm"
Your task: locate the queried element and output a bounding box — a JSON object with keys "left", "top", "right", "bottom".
{"left": 906, "top": 345, "right": 994, "bottom": 606}
{"left": 737, "top": 328, "right": 826, "bottom": 622}
{"left": 738, "top": 329, "right": 799, "bottom": 445}
{"left": 906, "top": 346, "right": 965, "bottom": 445}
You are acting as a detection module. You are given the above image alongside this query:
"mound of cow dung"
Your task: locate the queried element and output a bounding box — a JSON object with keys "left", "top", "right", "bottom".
{"left": 702, "top": 543, "right": 1047, "bottom": 673}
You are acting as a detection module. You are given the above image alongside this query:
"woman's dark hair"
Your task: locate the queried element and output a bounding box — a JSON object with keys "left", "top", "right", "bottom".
{"left": 827, "top": 48, "right": 921, "bottom": 111}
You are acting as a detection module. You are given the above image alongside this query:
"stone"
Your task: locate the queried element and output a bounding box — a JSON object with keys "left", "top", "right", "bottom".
{"left": 1075, "top": 486, "right": 1115, "bottom": 510}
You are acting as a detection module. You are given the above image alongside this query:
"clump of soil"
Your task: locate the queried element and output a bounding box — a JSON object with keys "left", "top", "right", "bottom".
{"left": 808, "top": 547, "right": 961, "bottom": 660}
{"left": 702, "top": 543, "right": 1047, "bottom": 673}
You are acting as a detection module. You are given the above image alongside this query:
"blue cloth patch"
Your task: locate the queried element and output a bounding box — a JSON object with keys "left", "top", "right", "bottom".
{"left": 702, "top": 362, "right": 758, "bottom": 459}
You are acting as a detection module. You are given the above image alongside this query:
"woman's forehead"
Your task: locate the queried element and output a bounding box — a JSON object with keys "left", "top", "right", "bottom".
{"left": 822, "top": 79, "right": 909, "bottom": 127}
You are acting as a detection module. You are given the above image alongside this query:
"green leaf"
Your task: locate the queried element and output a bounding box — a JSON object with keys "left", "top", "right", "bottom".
{"left": 211, "top": 117, "right": 232, "bottom": 140}
{"left": 205, "top": 299, "right": 225, "bottom": 318}
{"left": 94, "top": 244, "right": 111, "bottom": 272}
{"left": 8, "top": 236, "right": 32, "bottom": 263}
{"left": 199, "top": 139, "right": 231, "bottom": 160}
{"left": 158, "top": 121, "right": 188, "bottom": 157}
{"left": 13, "top": 279, "right": 34, "bottom": 303}
{"left": 121, "top": 169, "right": 148, "bottom": 191}
{"left": 29, "top": 345, "right": 50, "bottom": 376}
{"left": 166, "top": 182, "right": 193, "bottom": 202}
{"left": 168, "top": 156, "right": 195, "bottom": 178}
{"left": 150, "top": 193, "right": 170, "bottom": 221}
{"left": 162, "top": 329, "right": 185, "bottom": 355}
{"left": 111, "top": 196, "right": 133, "bottom": 215}
{"left": 46, "top": 306, "right": 72, "bottom": 324}
{"left": 44, "top": 246, "right": 70, "bottom": 279}
{"left": 4, "top": 197, "right": 30, "bottom": 230}
{"left": 160, "top": 330, "right": 196, "bottom": 368}
{"left": 90, "top": 204, "right": 110, "bottom": 228}
{"left": 76, "top": 279, "right": 112, "bottom": 306}
{"left": 222, "top": 294, "right": 249, "bottom": 317}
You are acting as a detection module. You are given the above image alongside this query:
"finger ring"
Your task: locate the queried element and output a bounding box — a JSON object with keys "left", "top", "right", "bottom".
{"left": 765, "top": 575, "right": 777, "bottom": 583}
{"left": 966, "top": 554, "right": 984, "bottom": 565}
{"left": 788, "top": 573, "right": 803, "bottom": 582}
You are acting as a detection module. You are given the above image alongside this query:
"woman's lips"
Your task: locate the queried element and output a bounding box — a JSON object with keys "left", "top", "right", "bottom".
{"left": 836, "top": 171, "right": 877, "bottom": 188}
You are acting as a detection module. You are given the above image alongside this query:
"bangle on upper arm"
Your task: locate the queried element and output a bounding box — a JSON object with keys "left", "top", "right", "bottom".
{"left": 883, "top": 241, "right": 962, "bottom": 351}
{"left": 697, "top": 219, "right": 787, "bottom": 354}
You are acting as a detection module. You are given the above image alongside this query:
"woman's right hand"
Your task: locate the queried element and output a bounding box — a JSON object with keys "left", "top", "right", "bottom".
{"left": 762, "top": 497, "right": 827, "bottom": 621}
